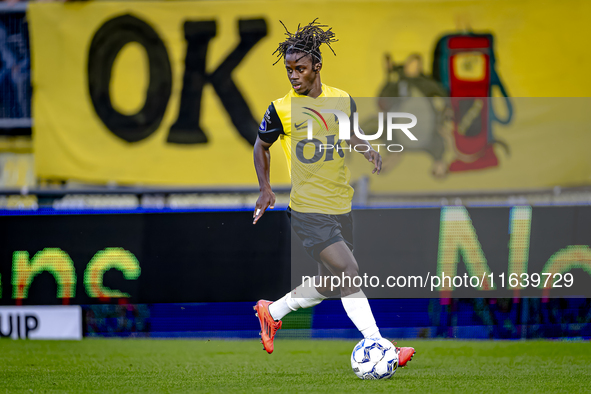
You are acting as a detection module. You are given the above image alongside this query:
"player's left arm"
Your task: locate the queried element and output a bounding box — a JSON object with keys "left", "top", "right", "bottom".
{"left": 347, "top": 96, "right": 382, "bottom": 175}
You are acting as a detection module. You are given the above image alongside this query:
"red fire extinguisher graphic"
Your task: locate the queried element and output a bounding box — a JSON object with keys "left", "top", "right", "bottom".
{"left": 433, "top": 33, "right": 513, "bottom": 172}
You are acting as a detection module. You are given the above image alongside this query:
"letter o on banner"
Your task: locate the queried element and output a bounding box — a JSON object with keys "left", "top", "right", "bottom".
{"left": 88, "top": 14, "right": 172, "bottom": 143}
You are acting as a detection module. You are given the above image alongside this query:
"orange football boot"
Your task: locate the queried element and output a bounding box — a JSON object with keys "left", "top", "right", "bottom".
{"left": 254, "top": 300, "right": 282, "bottom": 354}
{"left": 393, "top": 342, "right": 416, "bottom": 367}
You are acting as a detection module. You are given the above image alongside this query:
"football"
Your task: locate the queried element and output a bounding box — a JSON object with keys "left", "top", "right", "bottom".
{"left": 351, "top": 338, "right": 399, "bottom": 380}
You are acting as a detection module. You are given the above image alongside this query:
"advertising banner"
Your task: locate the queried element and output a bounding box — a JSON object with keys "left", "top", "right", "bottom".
{"left": 0, "top": 206, "right": 589, "bottom": 305}
{"left": 0, "top": 305, "right": 82, "bottom": 339}
{"left": 290, "top": 206, "right": 591, "bottom": 298}
{"left": 0, "top": 210, "right": 292, "bottom": 305}
{"left": 28, "top": 1, "right": 591, "bottom": 190}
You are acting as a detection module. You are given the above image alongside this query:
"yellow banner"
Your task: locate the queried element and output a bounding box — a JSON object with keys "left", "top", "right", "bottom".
{"left": 29, "top": 0, "right": 591, "bottom": 188}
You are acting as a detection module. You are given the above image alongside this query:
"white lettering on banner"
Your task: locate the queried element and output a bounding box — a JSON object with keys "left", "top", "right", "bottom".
{"left": 0, "top": 306, "right": 82, "bottom": 340}
{"left": 313, "top": 110, "right": 418, "bottom": 141}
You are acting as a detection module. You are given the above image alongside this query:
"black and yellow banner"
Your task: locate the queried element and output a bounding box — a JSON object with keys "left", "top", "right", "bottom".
{"left": 29, "top": 1, "right": 591, "bottom": 189}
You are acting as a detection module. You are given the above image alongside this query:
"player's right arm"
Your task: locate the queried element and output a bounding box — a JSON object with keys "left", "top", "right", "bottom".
{"left": 253, "top": 137, "right": 275, "bottom": 224}
{"left": 253, "top": 103, "right": 284, "bottom": 224}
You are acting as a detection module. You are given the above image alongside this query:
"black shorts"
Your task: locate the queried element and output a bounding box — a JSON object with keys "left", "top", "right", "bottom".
{"left": 287, "top": 207, "right": 354, "bottom": 263}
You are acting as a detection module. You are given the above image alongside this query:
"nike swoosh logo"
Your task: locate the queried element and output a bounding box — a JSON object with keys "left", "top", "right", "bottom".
{"left": 295, "top": 121, "right": 307, "bottom": 128}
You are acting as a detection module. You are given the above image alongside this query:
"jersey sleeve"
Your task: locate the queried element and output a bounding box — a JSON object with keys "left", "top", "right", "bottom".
{"left": 258, "top": 103, "right": 284, "bottom": 144}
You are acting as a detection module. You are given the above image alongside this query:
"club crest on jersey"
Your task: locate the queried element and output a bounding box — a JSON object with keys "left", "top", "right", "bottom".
{"left": 303, "top": 107, "right": 328, "bottom": 131}
{"left": 296, "top": 113, "right": 339, "bottom": 130}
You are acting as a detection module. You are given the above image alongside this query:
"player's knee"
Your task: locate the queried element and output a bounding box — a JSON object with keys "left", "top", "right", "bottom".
{"left": 343, "top": 267, "right": 359, "bottom": 279}
{"left": 337, "top": 268, "right": 360, "bottom": 292}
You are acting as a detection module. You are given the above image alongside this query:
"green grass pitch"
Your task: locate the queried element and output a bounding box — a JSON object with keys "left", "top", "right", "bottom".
{"left": 1, "top": 339, "right": 590, "bottom": 393}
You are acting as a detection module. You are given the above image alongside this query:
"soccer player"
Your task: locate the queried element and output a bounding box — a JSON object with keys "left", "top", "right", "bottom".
{"left": 252, "top": 20, "right": 415, "bottom": 367}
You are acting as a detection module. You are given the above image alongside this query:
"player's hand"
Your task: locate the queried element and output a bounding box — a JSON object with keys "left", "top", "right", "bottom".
{"left": 253, "top": 188, "right": 276, "bottom": 224}
{"left": 364, "top": 149, "right": 382, "bottom": 175}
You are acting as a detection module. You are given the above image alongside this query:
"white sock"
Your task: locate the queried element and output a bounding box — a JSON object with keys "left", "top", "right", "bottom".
{"left": 268, "top": 293, "right": 296, "bottom": 321}
{"left": 269, "top": 277, "right": 327, "bottom": 321}
{"left": 341, "top": 290, "right": 382, "bottom": 339}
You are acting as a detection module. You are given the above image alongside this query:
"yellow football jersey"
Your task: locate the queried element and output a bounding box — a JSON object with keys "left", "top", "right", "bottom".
{"left": 258, "top": 84, "right": 355, "bottom": 215}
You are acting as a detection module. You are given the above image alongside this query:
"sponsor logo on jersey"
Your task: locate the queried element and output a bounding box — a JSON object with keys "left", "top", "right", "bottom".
{"left": 294, "top": 120, "right": 307, "bottom": 130}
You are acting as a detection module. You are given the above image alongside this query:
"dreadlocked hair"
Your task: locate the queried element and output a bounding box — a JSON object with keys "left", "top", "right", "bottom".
{"left": 273, "top": 19, "right": 337, "bottom": 65}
